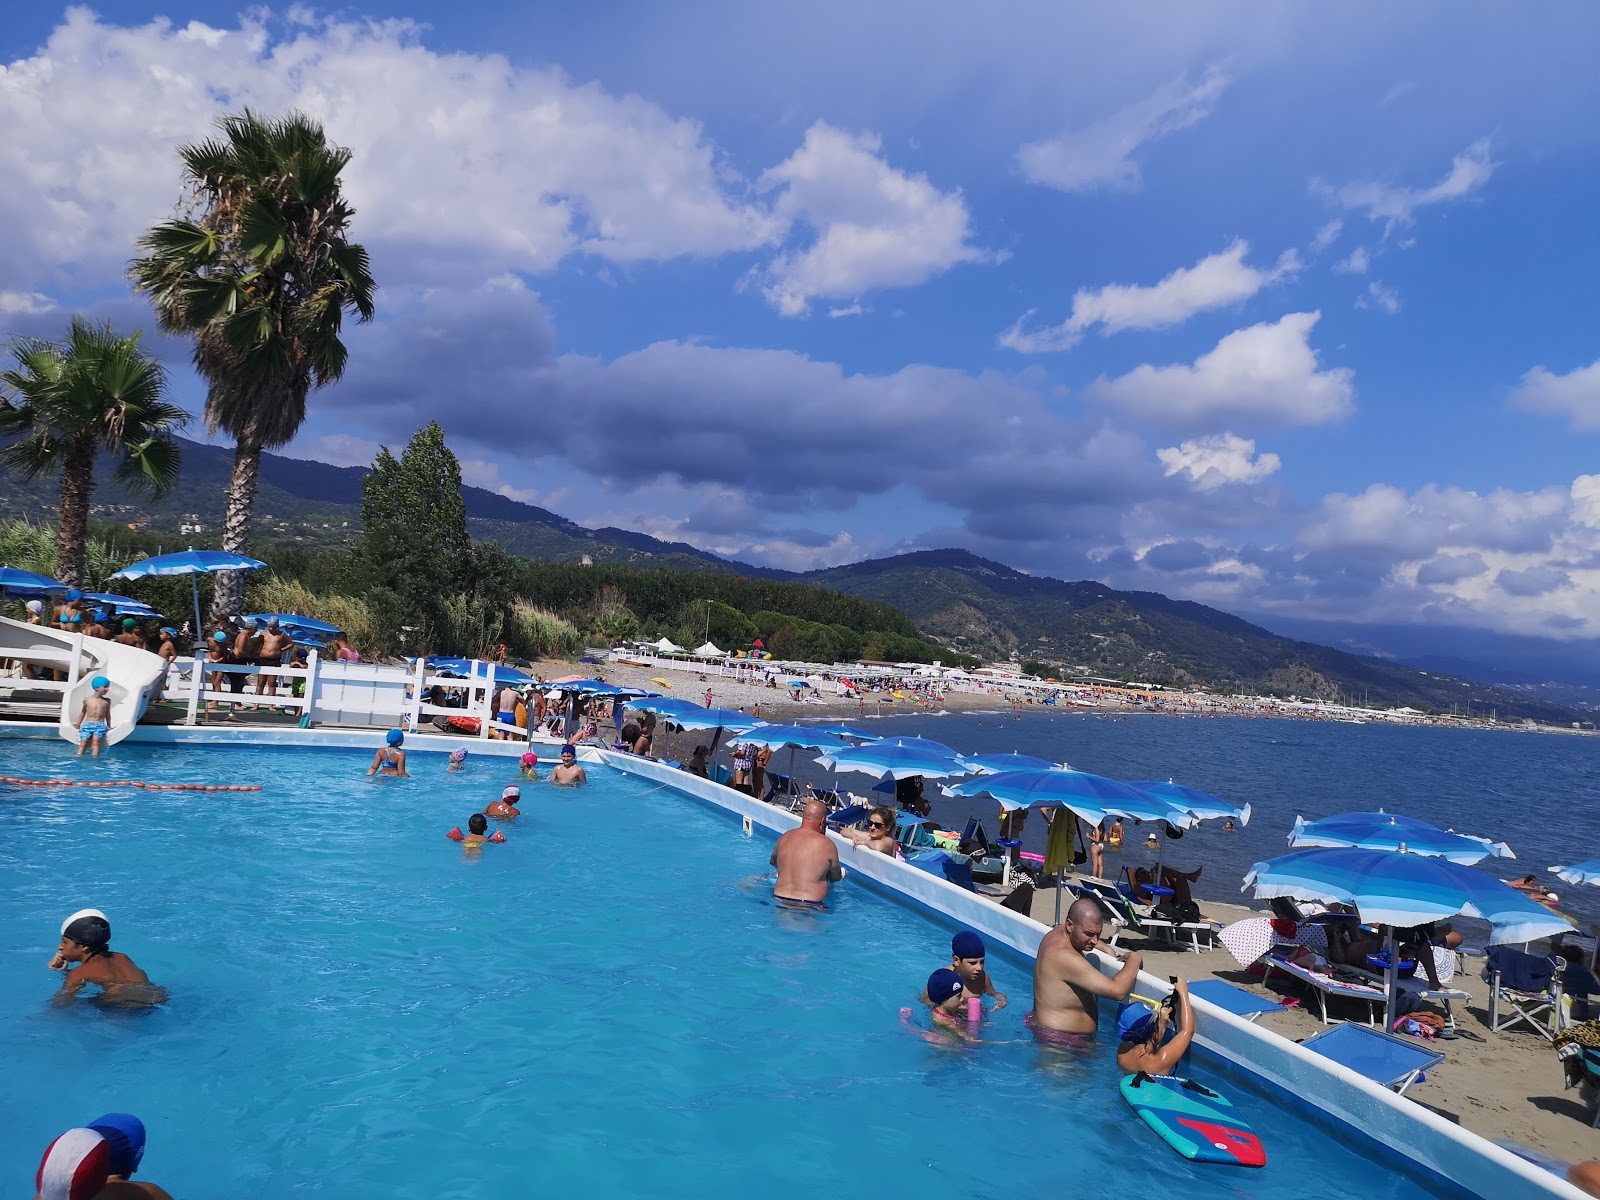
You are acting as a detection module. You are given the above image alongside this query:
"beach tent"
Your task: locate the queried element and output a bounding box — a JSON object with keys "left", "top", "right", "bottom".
{"left": 694, "top": 641, "right": 725, "bottom": 658}
{"left": 652, "top": 637, "right": 686, "bottom": 654}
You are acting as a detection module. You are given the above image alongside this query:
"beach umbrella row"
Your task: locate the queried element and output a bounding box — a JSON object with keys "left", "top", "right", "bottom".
{"left": 1289, "top": 810, "right": 1512, "bottom": 865}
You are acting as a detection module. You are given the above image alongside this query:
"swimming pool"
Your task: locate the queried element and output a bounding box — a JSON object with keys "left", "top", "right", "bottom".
{"left": 0, "top": 739, "right": 1474, "bottom": 1198}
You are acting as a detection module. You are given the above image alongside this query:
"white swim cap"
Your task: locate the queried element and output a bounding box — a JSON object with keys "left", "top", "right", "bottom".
{"left": 26, "top": 599, "right": 43, "bottom": 614}
{"left": 61, "top": 908, "right": 108, "bottom": 936}
{"left": 1547, "top": 891, "right": 1559, "bottom": 903}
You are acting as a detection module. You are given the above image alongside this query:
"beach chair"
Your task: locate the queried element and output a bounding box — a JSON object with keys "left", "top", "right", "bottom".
{"left": 1484, "top": 947, "right": 1567, "bottom": 1042}
{"left": 1299, "top": 1023, "right": 1444, "bottom": 1094}
{"left": 1114, "top": 867, "right": 1219, "bottom": 953}
{"left": 1186, "top": 979, "right": 1286, "bottom": 1024}
{"left": 1259, "top": 950, "right": 1389, "bottom": 1025}
{"left": 826, "top": 804, "right": 871, "bottom": 831}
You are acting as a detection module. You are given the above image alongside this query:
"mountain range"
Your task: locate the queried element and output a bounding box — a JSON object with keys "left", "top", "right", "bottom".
{"left": 2, "top": 436, "right": 1591, "bottom": 721}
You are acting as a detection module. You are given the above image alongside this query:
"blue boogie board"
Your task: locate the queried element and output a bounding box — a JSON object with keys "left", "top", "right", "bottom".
{"left": 1120, "top": 1072, "right": 1267, "bottom": 1167}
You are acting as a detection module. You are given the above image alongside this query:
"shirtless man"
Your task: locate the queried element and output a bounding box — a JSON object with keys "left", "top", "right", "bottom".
{"left": 257, "top": 619, "right": 294, "bottom": 701}
{"left": 85, "top": 609, "right": 112, "bottom": 640}
{"left": 1028, "top": 897, "right": 1142, "bottom": 1044}
{"left": 112, "top": 618, "right": 146, "bottom": 650}
{"left": 75, "top": 677, "right": 112, "bottom": 758}
{"left": 494, "top": 683, "right": 520, "bottom": 739}
{"left": 484, "top": 785, "right": 521, "bottom": 818}
{"left": 770, "top": 798, "right": 843, "bottom": 910}
{"left": 550, "top": 745, "right": 587, "bottom": 786}
{"left": 48, "top": 910, "right": 166, "bottom": 1008}
{"left": 841, "top": 806, "right": 899, "bottom": 856}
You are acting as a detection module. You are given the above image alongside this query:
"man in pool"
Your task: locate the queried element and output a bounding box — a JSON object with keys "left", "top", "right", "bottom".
{"left": 484, "top": 785, "right": 521, "bottom": 818}
{"left": 74, "top": 677, "right": 112, "bottom": 758}
{"left": 48, "top": 910, "right": 166, "bottom": 1008}
{"left": 366, "top": 729, "right": 410, "bottom": 777}
{"left": 1028, "top": 898, "right": 1141, "bottom": 1045}
{"left": 770, "top": 798, "right": 843, "bottom": 910}
{"left": 550, "top": 745, "right": 587, "bottom": 786}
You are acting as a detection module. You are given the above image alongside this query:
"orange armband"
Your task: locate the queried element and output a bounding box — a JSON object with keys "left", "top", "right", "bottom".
{"left": 489, "top": 830, "right": 506, "bottom": 843}
{"left": 446, "top": 827, "right": 464, "bottom": 841}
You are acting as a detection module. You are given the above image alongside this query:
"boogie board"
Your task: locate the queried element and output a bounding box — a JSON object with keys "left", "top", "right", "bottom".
{"left": 1120, "top": 1072, "right": 1266, "bottom": 1167}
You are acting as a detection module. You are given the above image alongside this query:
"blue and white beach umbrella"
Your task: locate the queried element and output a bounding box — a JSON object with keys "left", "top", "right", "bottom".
{"left": 1289, "top": 811, "right": 1513, "bottom": 865}
{"left": 659, "top": 706, "right": 762, "bottom": 734}
{"left": 246, "top": 612, "right": 342, "bottom": 634}
{"left": 1130, "top": 780, "right": 1251, "bottom": 827}
{"left": 1552, "top": 860, "right": 1600, "bottom": 887}
{"left": 818, "top": 742, "right": 968, "bottom": 781}
{"left": 0, "top": 566, "right": 68, "bottom": 596}
{"left": 811, "top": 724, "right": 879, "bottom": 742}
{"left": 736, "top": 725, "right": 850, "bottom": 752}
{"left": 112, "top": 549, "right": 268, "bottom": 642}
{"left": 961, "top": 751, "right": 1059, "bottom": 774}
{"left": 1244, "top": 847, "right": 1569, "bottom": 943}
{"left": 947, "top": 768, "right": 1189, "bottom": 825}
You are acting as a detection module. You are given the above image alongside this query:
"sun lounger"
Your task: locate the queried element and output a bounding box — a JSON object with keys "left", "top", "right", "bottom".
{"left": 1260, "top": 952, "right": 1390, "bottom": 1024}
{"left": 1107, "top": 871, "right": 1220, "bottom": 954}
{"left": 1300, "top": 1023, "right": 1444, "bottom": 1094}
{"left": 1186, "top": 979, "right": 1285, "bottom": 1023}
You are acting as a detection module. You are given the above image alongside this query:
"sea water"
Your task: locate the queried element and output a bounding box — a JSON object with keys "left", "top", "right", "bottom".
{"left": 788, "top": 712, "right": 1600, "bottom": 930}
{"left": 0, "top": 739, "right": 1471, "bottom": 1198}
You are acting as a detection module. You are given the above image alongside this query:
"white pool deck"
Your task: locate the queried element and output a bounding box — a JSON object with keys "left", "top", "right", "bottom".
{"left": 0, "top": 720, "right": 1586, "bottom": 1200}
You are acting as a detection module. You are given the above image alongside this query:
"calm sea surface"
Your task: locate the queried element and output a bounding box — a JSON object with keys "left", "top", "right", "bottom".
{"left": 782, "top": 712, "right": 1600, "bottom": 931}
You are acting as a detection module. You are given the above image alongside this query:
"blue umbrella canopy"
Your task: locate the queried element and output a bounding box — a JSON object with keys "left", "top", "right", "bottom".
{"left": 663, "top": 707, "right": 762, "bottom": 734}
{"left": 1244, "top": 847, "right": 1570, "bottom": 944}
{"left": 0, "top": 566, "right": 67, "bottom": 596}
{"left": 246, "top": 612, "right": 342, "bottom": 634}
{"left": 423, "top": 657, "right": 534, "bottom": 686}
{"left": 1289, "top": 811, "right": 1512, "bottom": 865}
{"left": 811, "top": 724, "right": 879, "bottom": 742}
{"left": 1552, "top": 860, "right": 1600, "bottom": 887}
{"left": 878, "top": 735, "right": 960, "bottom": 756}
{"left": 948, "top": 768, "right": 1189, "bottom": 824}
{"left": 736, "top": 724, "right": 849, "bottom": 751}
{"left": 961, "top": 751, "right": 1059, "bottom": 774}
{"left": 1129, "top": 780, "right": 1251, "bottom": 827}
{"left": 631, "top": 696, "right": 707, "bottom": 717}
{"left": 818, "top": 742, "right": 968, "bottom": 781}
{"left": 112, "top": 549, "right": 268, "bottom": 578}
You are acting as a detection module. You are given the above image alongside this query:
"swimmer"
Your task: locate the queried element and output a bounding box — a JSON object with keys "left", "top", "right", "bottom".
{"left": 48, "top": 911, "right": 166, "bottom": 1008}
{"left": 1115, "top": 979, "right": 1194, "bottom": 1075}
{"left": 86, "top": 1113, "right": 173, "bottom": 1200}
{"left": 447, "top": 812, "right": 506, "bottom": 851}
{"left": 840, "top": 806, "right": 899, "bottom": 856}
{"left": 519, "top": 751, "right": 540, "bottom": 780}
{"left": 924, "top": 968, "right": 980, "bottom": 1040}
{"left": 771, "top": 798, "right": 842, "bottom": 909}
{"left": 1028, "top": 898, "right": 1141, "bottom": 1045}
{"left": 74, "top": 677, "right": 112, "bottom": 758}
{"left": 32, "top": 1127, "right": 110, "bottom": 1200}
{"left": 484, "top": 785, "right": 521, "bottom": 819}
{"left": 366, "top": 729, "right": 409, "bottom": 777}
{"left": 936, "top": 930, "right": 1008, "bottom": 1011}
{"left": 550, "top": 745, "right": 587, "bottom": 786}
{"left": 447, "top": 748, "right": 468, "bottom": 772}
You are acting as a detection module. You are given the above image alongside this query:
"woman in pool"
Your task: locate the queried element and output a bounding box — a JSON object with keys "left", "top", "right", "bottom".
{"left": 48, "top": 910, "right": 167, "bottom": 1008}
{"left": 366, "top": 730, "right": 409, "bottom": 778}
{"left": 842, "top": 807, "right": 900, "bottom": 857}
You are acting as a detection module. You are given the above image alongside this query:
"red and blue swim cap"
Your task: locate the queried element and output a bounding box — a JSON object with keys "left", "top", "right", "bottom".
{"left": 35, "top": 1128, "right": 110, "bottom": 1200}
{"left": 87, "top": 1113, "right": 145, "bottom": 1176}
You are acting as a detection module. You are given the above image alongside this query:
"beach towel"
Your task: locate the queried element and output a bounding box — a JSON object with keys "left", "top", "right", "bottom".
{"left": 1043, "top": 811, "right": 1081, "bottom": 876}
{"left": 1486, "top": 945, "right": 1557, "bottom": 993}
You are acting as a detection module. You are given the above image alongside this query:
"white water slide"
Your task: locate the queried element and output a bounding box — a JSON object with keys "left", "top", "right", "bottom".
{"left": 0, "top": 614, "right": 167, "bottom": 746}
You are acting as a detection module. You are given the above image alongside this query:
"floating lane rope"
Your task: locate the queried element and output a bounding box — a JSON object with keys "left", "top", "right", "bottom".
{"left": 0, "top": 776, "right": 262, "bottom": 791}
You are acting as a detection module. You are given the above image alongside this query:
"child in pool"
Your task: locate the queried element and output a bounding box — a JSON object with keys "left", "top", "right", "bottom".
{"left": 446, "top": 748, "right": 468, "bottom": 772}
{"left": 519, "top": 752, "right": 540, "bottom": 780}
{"left": 447, "top": 813, "right": 505, "bottom": 852}
{"left": 75, "top": 677, "right": 112, "bottom": 758}
{"left": 48, "top": 911, "right": 166, "bottom": 1008}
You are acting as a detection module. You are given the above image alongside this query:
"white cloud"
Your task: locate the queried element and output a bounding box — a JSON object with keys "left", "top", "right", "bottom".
{"left": 308, "top": 434, "right": 380, "bottom": 467}
{"left": 0, "top": 291, "right": 55, "bottom": 315}
{"left": 1001, "top": 240, "right": 1299, "bottom": 353}
{"left": 827, "top": 302, "right": 866, "bottom": 319}
{"left": 1017, "top": 66, "right": 1230, "bottom": 193}
{"left": 1308, "top": 219, "right": 1343, "bottom": 255}
{"left": 1089, "top": 311, "right": 1354, "bottom": 430}
{"left": 1359, "top": 281, "right": 1401, "bottom": 314}
{"left": 752, "top": 122, "right": 993, "bottom": 317}
{"left": 1157, "top": 433, "right": 1281, "bottom": 490}
{"left": 0, "top": 9, "right": 785, "bottom": 292}
{"left": 1512, "top": 358, "right": 1600, "bottom": 430}
{"left": 1321, "top": 137, "right": 1496, "bottom": 225}
{"left": 1333, "top": 247, "right": 1370, "bottom": 274}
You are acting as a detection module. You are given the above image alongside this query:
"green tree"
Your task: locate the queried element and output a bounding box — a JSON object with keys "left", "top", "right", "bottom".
{"left": 0, "top": 320, "right": 185, "bottom": 587}
{"left": 128, "top": 108, "right": 375, "bottom": 621}
{"left": 349, "top": 422, "right": 470, "bottom": 651}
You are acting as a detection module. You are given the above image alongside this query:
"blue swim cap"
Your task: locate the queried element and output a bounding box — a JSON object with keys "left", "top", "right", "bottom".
{"left": 87, "top": 1113, "right": 145, "bottom": 1176}
{"left": 1117, "top": 1001, "right": 1158, "bottom": 1045}
{"left": 952, "top": 930, "right": 985, "bottom": 960}
{"left": 161, "top": 627, "right": 176, "bottom": 635}
{"left": 213, "top": 631, "right": 228, "bottom": 642}
{"left": 560, "top": 744, "right": 576, "bottom": 757}
{"left": 90, "top": 676, "right": 109, "bottom": 690}
{"left": 386, "top": 729, "right": 404, "bottom": 746}
{"left": 66, "top": 589, "right": 83, "bottom": 601}
{"left": 926, "top": 968, "right": 963, "bottom": 1005}
{"left": 93, "top": 609, "right": 109, "bottom": 623}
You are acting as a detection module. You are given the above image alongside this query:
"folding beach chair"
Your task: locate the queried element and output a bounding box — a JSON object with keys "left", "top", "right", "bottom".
{"left": 1485, "top": 947, "right": 1567, "bottom": 1042}
{"left": 1115, "top": 866, "right": 1219, "bottom": 953}
{"left": 1299, "top": 1022, "right": 1445, "bottom": 1094}
{"left": 1186, "top": 978, "right": 1285, "bottom": 1024}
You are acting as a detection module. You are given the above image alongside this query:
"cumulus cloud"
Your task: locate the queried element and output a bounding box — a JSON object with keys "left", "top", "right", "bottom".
{"left": 1358, "top": 281, "right": 1401, "bottom": 314}
{"left": 1000, "top": 240, "right": 1299, "bottom": 353}
{"left": 1414, "top": 553, "right": 1487, "bottom": 586}
{"left": 1156, "top": 433, "right": 1281, "bottom": 490}
{"left": 1017, "top": 66, "right": 1230, "bottom": 193}
{"left": 0, "top": 9, "right": 784, "bottom": 292}
{"left": 752, "top": 122, "right": 993, "bottom": 317}
{"left": 1320, "top": 137, "right": 1496, "bottom": 226}
{"left": 1333, "top": 247, "right": 1370, "bottom": 275}
{"left": 1308, "top": 220, "right": 1344, "bottom": 256}
{"left": 0, "top": 291, "right": 55, "bottom": 316}
{"left": 1512, "top": 358, "right": 1600, "bottom": 430}
{"left": 1496, "top": 565, "right": 1570, "bottom": 597}
{"left": 1088, "top": 312, "right": 1354, "bottom": 431}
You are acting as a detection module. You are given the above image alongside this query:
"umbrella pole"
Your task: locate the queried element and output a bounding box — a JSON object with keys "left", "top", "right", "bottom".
{"left": 1384, "top": 929, "right": 1399, "bottom": 1032}
{"left": 190, "top": 572, "right": 202, "bottom": 650}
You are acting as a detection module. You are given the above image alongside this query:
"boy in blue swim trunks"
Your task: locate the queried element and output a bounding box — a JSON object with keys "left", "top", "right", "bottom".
{"left": 75, "top": 677, "right": 112, "bottom": 757}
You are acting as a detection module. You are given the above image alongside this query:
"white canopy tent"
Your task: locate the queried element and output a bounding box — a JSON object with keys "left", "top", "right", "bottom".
{"left": 694, "top": 641, "right": 726, "bottom": 658}
{"left": 652, "top": 637, "right": 687, "bottom": 654}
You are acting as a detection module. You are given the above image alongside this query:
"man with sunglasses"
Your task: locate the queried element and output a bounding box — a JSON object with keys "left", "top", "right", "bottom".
{"left": 1028, "top": 897, "right": 1141, "bottom": 1047}
{"left": 841, "top": 806, "right": 899, "bottom": 857}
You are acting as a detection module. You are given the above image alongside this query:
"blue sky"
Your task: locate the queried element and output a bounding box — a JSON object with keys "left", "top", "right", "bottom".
{"left": 4, "top": 2, "right": 1600, "bottom": 648}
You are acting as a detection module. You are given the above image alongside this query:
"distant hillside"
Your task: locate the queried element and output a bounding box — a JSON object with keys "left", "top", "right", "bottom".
{"left": 0, "top": 436, "right": 780, "bottom": 573}
{"left": 803, "top": 549, "right": 1579, "bottom": 721}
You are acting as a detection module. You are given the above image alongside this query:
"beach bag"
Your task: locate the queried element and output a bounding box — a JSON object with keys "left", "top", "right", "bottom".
{"left": 1392, "top": 1011, "right": 1444, "bottom": 1040}
{"left": 1156, "top": 898, "right": 1201, "bottom": 924}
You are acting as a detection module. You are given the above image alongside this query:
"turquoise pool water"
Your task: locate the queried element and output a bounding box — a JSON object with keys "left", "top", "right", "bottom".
{"left": 0, "top": 738, "right": 1471, "bottom": 1198}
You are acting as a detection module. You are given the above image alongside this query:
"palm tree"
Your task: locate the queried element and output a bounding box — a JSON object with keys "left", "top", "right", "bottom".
{"left": 0, "top": 320, "right": 186, "bottom": 588}
{"left": 128, "top": 109, "right": 376, "bottom": 621}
